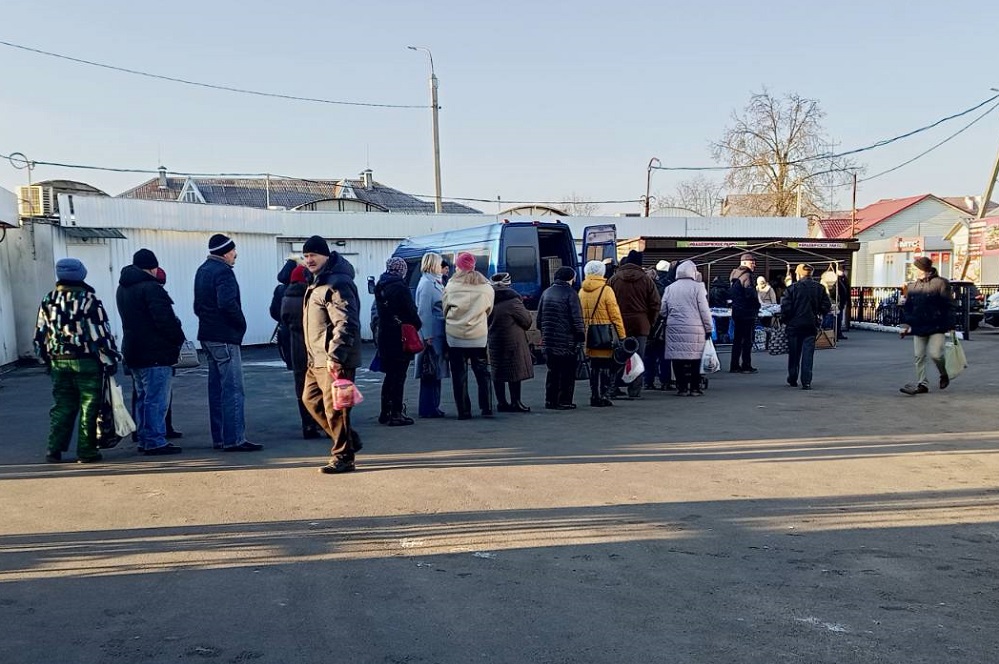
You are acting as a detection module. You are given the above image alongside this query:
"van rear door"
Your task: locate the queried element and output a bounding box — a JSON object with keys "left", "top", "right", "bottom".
{"left": 499, "top": 224, "right": 542, "bottom": 307}
{"left": 581, "top": 224, "right": 618, "bottom": 274}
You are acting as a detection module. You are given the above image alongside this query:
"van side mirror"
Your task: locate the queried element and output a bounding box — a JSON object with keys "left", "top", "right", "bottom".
{"left": 367, "top": 276, "right": 375, "bottom": 294}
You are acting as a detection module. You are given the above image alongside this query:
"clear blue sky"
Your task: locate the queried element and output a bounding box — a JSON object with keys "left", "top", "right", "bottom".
{"left": 2, "top": 0, "right": 998, "bottom": 213}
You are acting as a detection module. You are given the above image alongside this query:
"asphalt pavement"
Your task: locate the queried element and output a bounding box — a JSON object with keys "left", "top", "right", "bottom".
{"left": 1, "top": 329, "right": 998, "bottom": 663}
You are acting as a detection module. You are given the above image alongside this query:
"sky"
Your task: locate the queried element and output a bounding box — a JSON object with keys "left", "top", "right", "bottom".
{"left": 1, "top": 0, "right": 998, "bottom": 215}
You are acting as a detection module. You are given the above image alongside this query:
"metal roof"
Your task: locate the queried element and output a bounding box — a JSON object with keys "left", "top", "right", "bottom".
{"left": 118, "top": 176, "right": 481, "bottom": 214}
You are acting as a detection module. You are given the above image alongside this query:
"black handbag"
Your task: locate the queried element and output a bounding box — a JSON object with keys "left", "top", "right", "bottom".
{"left": 585, "top": 286, "right": 619, "bottom": 350}
{"left": 574, "top": 346, "right": 590, "bottom": 381}
{"left": 650, "top": 315, "right": 667, "bottom": 345}
{"left": 419, "top": 344, "right": 441, "bottom": 380}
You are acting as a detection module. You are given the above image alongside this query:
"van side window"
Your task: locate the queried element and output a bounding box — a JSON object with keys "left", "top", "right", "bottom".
{"left": 506, "top": 246, "right": 538, "bottom": 284}
{"left": 473, "top": 252, "right": 491, "bottom": 275}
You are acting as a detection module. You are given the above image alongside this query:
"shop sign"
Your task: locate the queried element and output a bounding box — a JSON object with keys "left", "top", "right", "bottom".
{"left": 787, "top": 241, "right": 848, "bottom": 249}
{"left": 676, "top": 240, "right": 748, "bottom": 248}
{"left": 894, "top": 236, "right": 923, "bottom": 253}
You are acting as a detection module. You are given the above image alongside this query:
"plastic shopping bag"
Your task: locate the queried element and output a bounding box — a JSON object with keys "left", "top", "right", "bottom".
{"left": 621, "top": 353, "right": 645, "bottom": 384}
{"left": 701, "top": 339, "right": 721, "bottom": 374}
{"left": 943, "top": 332, "right": 967, "bottom": 379}
{"left": 332, "top": 378, "right": 365, "bottom": 410}
{"left": 108, "top": 375, "right": 136, "bottom": 438}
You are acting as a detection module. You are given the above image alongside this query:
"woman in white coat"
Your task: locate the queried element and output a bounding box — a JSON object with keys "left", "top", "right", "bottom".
{"left": 661, "top": 260, "right": 713, "bottom": 396}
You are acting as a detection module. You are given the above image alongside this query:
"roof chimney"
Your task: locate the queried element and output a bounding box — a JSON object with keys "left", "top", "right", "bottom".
{"left": 158, "top": 166, "right": 168, "bottom": 190}
{"left": 360, "top": 169, "right": 373, "bottom": 190}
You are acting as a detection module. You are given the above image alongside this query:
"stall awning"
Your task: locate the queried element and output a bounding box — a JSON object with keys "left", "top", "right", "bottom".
{"left": 62, "top": 227, "right": 127, "bottom": 239}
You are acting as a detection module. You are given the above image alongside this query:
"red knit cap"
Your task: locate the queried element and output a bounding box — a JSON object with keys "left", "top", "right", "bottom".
{"left": 456, "top": 252, "right": 476, "bottom": 272}
{"left": 290, "top": 264, "right": 307, "bottom": 284}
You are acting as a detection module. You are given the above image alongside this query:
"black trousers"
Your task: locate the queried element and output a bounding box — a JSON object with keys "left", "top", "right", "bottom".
{"left": 588, "top": 357, "right": 615, "bottom": 401}
{"left": 730, "top": 318, "right": 756, "bottom": 371}
{"left": 380, "top": 358, "right": 411, "bottom": 416}
{"left": 545, "top": 351, "right": 577, "bottom": 406}
{"left": 672, "top": 359, "right": 700, "bottom": 392}
{"left": 449, "top": 347, "right": 493, "bottom": 416}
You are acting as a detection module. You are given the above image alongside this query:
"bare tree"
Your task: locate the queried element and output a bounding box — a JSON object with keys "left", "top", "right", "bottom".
{"left": 655, "top": 175, "right": 724, "bottom": 216}
{"left": 711, "top": 89, "right": 858, "bottom": 216}
{"left": 558, "top": 193, "right": 601, "bottom": 216}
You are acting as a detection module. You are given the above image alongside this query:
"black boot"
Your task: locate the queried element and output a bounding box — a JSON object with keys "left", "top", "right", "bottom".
{"left": 387, "top": 412, "right": 415, "bottom": 426}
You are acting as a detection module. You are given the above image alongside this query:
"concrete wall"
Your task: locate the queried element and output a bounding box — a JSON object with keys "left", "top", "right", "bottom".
{"left": 0, "top": 187, "right": 19, "bottom": 364}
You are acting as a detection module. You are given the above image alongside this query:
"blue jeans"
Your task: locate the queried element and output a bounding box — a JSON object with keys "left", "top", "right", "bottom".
{"left": 133, "top": 366, "right": 173, "bottom": 450}
{"left": 202, "top": 341, "right": 246, "bottom": 447}
{"left": 786, "top": 328, "right": 816, "bottom": 386}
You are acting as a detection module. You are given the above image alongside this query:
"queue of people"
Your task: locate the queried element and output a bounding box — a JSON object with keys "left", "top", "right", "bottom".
{"left": 35, "top": 233, "right": 951, "bottom": 473}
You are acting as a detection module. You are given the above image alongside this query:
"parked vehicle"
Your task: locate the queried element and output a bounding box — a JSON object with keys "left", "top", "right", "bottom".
{"left": 983, "top": 292, "right": 999, "bottom": 327}
{"left": 388, "top": 220, "right": 617, "bottom": 361}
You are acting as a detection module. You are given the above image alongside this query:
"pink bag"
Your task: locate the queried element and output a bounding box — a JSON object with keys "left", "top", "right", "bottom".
{"left": 332, "top": 378, "right": 364, "bottom": 410}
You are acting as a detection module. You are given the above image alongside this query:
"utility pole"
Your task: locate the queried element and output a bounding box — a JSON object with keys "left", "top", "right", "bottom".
{"left": 408, "top": 46, "right": 442, "bottom": 213}
{"left": 645, "top": 157, "right": 660, "bottom": 217}
{"left": 959, "top": 141, "right": 999, "bottom": 280}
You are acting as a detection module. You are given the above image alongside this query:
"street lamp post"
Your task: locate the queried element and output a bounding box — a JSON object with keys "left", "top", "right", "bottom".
{"left": 408, "top": 46, "right": 442, "bottom": 213}
{"left": 645, "top": 157, "right": 661, "bottom": 217}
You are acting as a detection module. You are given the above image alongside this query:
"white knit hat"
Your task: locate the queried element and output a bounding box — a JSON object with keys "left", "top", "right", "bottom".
{"left": 656, "top": 260, "right": 670, "bottom": 272}
{"left": 583, "top": 260, "right": 606, "bottom": 277}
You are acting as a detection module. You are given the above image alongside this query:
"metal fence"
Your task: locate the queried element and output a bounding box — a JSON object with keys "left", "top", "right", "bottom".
{"left": 851, "top": 285, "right": 999, "bottom": 329}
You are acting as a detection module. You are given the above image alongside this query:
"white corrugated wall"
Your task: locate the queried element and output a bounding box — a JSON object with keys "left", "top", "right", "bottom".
{"left": 0, "top": 187, "right": 18, "bottom": 364}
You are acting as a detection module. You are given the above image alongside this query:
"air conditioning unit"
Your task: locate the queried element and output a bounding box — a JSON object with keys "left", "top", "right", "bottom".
{"left": 17, "top": 185, "right": 55, "bottom": 217}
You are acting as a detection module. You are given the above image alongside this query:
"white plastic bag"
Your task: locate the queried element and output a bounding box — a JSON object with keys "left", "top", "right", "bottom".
{"left": 621, "top": 353, "right": 645, "bottom": 384}
{"left": 701, "top": 339, "right": 721, "bottom": 374}
{"left": 108, "top": 376, "right": 136, "bottom": 437}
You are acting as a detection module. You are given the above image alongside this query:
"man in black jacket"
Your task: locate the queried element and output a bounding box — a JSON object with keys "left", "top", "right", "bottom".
{"left": 537, "top": 266, "right": 585, "bottom": 409}
{"left": 117, "top": 249, "right": 185, "bottom": 455}
{"left": 729, "top": 253, "right": 761, "bottom": 373}
{"left": 899, "top": 256, "right": 954, "bottom": 395}
{"left": 194, "top": 233, "right": 261, "bottom": 452}
{"left": 781, "top": 264, "right": 831, "bottom": 390}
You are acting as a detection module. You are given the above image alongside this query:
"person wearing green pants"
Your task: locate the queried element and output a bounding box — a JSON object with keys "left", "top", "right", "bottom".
{"left": 34, "top": 258, "right": 119, "bottom": 463}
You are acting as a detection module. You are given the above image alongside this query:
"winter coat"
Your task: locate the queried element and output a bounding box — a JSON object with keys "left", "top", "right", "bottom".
{"left": 708, "top": 277, "right": 730, "bottom": 308}
{"left": 729, "top": 266, "right": 761, "bottom": 320}
{"left": 578, "top": 275, "right": 627, "bottom": 359}
{"left": 303, "top": 253, "right": 362, "bottom": 370}
{"left": 661, "top": 261, "right": 713, "bottom": 361}
{"left": 116, "top": 265, "right": 185, "bottom": 369}
{"left": 537, "top": 279, "right": 585, "bottom": 356}
{"left": 608, "top": 262, "right": 660, "bottom": 337}
{"left": 902, "top": 271, "right": 954, "bottom": 336}
{"left": 780, "top": 278, "right": 832, "bottom": 333}
{"left": 269, "top": 259, "right": 297, "bottom": 322}
{"left": 193, "top": 256, "right": 247, "bottom": 345}
{"left": 414, "top": 272, "right": 447, "bottom": 380}
{"left": 488, "top": 287, "right": 534, "bottom": 382}
{"left": 34, "top": 281, "right": 118, "bottom": 367}
{"left": 374, "top": 272, "right": 422, "bottom": 364}
{"left": 443, "top": 270, "right": 494, "bottom": 348}
{"left": 280, "top": 281, "right": 308, "bottom": 374}
{"left": 757, "top": 285, "right": 778, "bottom": 306}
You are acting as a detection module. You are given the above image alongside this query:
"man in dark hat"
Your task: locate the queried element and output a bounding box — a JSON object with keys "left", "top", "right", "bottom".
{"left": 780, "top": 264, "right": 831, "bottom": 390}
{"left": 301, "top": 235, "right": 363, "bottom": 474}
{"left": 117, "top": 248, "right": 185, "bottom": 455}
{"left": 537, "top": 265, "right": 585, "bottom": 409}
{"left": 729, "top": 252, "right": 761, "bottom": 373}
{"left": 34, "top": 258, "right": 119, "bottom": 463}
{"left": 194, "top": 233, "right": 262, "bottom": 452}
{"left": 899, "top": 256, "right": 954, "bottom": 395}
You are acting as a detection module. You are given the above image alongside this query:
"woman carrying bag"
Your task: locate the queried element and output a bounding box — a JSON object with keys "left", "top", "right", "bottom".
{"left": 661, "top": 260, "right": 714, "bottom": 396}
{"left": 578, "top": 260, "right": 627, "bottom": 408}
{"left": 414, "top": 252, "right": 448, "bottom": 418}
{"left": 374, "top": 257, "right": 422, "bottom": 426}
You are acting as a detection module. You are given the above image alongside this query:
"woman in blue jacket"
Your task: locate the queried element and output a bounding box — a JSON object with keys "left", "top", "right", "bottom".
{"left": 415, "top": 252, "right": 448, "bottom": 418}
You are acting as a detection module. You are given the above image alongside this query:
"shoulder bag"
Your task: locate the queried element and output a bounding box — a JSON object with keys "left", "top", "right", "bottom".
{"left": 585, "top": 286, "right": 620, "bottom": 350}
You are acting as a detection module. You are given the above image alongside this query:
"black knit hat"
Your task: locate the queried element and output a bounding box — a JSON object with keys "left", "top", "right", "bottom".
{"left": 302, "top": 235, "right": 331, "bottom": 257}
{"left": 914, "top": 256, "right": 933, "bottom": 272}
{"left": 622, "top": 250, "right": 643, "bottom": 266}
{"left": 554, "top": 266, "right": 576, "bottom": 282}
{"left": 209, "top": 233, "right": 235, "bottom": 256}
{"left": 133, "top": 248, "right": 159, "bottom": 270}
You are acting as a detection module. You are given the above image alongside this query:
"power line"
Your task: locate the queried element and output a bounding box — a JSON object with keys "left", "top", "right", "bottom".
{"left": 857, "top": 100, "right": 999, "bottom": 184}
{"left": 651, "top": 92, "right": 999, "bottom": 173}
{"left": 0, "top": 153, "right": 639, "bottom": 206}
{"left": 0, "top": 39, "right": 427, "bottom": 109}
